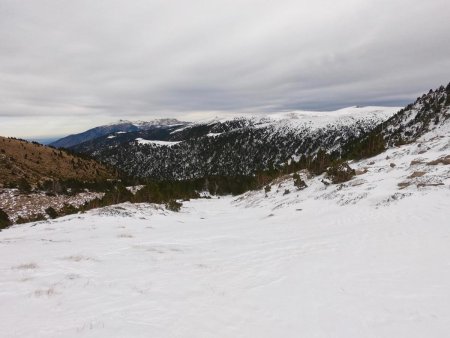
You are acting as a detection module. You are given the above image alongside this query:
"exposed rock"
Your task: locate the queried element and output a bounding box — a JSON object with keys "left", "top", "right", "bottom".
{"left": 355, "top": 168, "right": 368, "bottom": 175}
{"left": 407, "top": 171, "right": 426, "bottom": 179}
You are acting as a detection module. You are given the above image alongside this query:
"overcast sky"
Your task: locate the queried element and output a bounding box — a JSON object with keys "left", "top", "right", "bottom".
{"left": 1, "top": 0, "right": 450, "bottom": 137}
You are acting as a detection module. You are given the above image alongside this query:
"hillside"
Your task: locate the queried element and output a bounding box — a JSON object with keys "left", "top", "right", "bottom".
{"left": 52, "top": 84, "right": 450, "bottom": 183}
{"left": 384, "top": 84, "right": 450, "bottom": 145}
{"left": 0, "top": 136, "right": 116, "bottom": 188}
{"left": 1, "top": 108, "right": 449, "bottom": 337}
{"left": 343, "top": 83, "right": 450, "bottom": 159}
{"left": 68, "top": 106, "right": 399, "bottom": 180}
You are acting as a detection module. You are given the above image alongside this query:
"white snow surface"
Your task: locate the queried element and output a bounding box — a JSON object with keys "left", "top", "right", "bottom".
{"left": 1, "top": 124, "right": 450, "bottom": 337}
{"left": 170, "top": 106, "right": 400, "bottom": 135}
{"left": 108, "top": 119, "right": 185, "bottom": 128}
{"left": 135, "top": 138, "right": 181, "bottom": 146}
{"left": 266, "top": 106, "right": 400, "bottom": 127}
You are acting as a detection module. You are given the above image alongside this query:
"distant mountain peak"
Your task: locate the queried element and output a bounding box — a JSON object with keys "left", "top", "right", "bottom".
{"left": 50, "top": 119, "right": 189, "bottom": 148}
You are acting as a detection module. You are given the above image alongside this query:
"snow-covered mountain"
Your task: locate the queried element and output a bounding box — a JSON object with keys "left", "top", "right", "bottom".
{"left": 50, "top": 119, "right": 187, "bottom": 149}
{"left": 383, "top": 84, "right": 450, "bottom": 145}
{"left": 1, "top": 103, "right": 449, "bottom": 337}
{"left": 343, "top": 83, "right": 450, "bottom": 159}
{"left": 48, "top": 83, "right": 450, "bottom": 182}
{"left": 69, "top": 106, "right": 400, "bottom": 180}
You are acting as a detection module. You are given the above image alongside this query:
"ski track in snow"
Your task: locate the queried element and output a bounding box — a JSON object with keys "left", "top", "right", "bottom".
{"left": 1, "top": 124, "right": 450, "bottom": 337}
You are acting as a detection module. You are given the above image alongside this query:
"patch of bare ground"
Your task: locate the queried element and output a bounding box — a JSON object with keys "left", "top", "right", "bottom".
{"left": 0, "top": 188, "right": 103, "bottom": 221}
{"left": 408, "top": 171, "right": 426, "bottom": 179}
{"left": 417, "top": 182, "right": 445, "bottom": 188}
{"left": 410, "top": 159, "right": 426, "bottom": 166}
{"left": 397, "top": 182, "right": 411, "bottom": 189}
{"left": 427, "top": 155, "right": 450, "bottom": 165}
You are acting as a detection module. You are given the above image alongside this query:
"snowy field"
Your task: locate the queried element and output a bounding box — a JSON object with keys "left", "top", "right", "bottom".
{"left": 1, "top": 126, "right": 450, "bottom": 337}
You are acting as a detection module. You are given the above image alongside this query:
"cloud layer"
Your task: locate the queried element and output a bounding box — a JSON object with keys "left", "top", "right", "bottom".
{"left": 1, "top": 0, "right": 450, "bottom": 136}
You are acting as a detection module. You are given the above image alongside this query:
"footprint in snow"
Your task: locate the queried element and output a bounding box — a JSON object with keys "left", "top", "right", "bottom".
{"left": 13, "top": 263, "right": 38, "bottom": 270}
{"left": 117, "top": 233, "right": 133, "bottom": 238}
{"left": 62, "top": 255, "right": 98, "bottom": 262}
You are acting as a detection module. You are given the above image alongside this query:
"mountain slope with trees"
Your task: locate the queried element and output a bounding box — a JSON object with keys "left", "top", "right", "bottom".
{"left": 343, "top": 83, "right": 450, "bottom": 159}
{"left": 50, "top": 119, "right": 187, "bottom": 148}
{"left": 63, "top": 107, "right": 399, "bottom": 180}
{"left": 0, "top": 136, "right": 117, "bottom": 189}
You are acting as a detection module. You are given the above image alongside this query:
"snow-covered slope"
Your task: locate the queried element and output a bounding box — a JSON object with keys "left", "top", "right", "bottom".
{"left": 1, "top": 118, "right": 449, "bottom": 337}
{"left": 382, "top": 85, "right": 450, "bottom": 145}
{"left": 267, "top": 105, "right": 397, "bottom": 125}
{"left": 171, "top": 106, "right": 399, "bottom": 140}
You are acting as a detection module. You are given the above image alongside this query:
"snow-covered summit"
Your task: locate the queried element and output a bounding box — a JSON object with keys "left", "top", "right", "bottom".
{"left": 267, "top": 105, "right": 398, "bottom": 123}
{"left": 177, "top": 106, "right": 400, "bottom": 130}
{"left": 111, "top": 118, "right": 186, "bottom": 128}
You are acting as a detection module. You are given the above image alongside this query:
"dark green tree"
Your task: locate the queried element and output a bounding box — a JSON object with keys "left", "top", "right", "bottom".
{"left": 0, "top": 208, "right": 12, "bottom": 230}
{"left": 45, "top": 207, "right": 58, "bottom": 219}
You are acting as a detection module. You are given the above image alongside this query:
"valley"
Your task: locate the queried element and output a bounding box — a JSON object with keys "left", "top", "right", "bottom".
{"left": 1, "top": 119, "right": 449, "bottom": 336}
{"left": 0, "top": 83, "right": 449, "bottom": 338}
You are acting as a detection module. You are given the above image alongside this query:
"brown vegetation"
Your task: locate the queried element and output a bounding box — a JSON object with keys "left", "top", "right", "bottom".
{"left": 410, "top": 159, "right": 425, "bottom": 166}
{"left": 0, "top": 136, "right": 116, "bottom": 188}
{"left": 427, "top": 155, "right": 450, "bottom": 166}
{"left": 407, "top": 171, "right": 426, "bottom": 179}
{"left": 326, "top": 162, "right": 356, "bottom": 184}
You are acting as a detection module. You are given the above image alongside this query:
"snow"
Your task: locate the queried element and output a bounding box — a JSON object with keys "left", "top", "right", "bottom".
{"left": 135, "top": 138, "right": 181, "bottom": 146}
{"left": 107, "top": 119, "right": 185, "bottom": 129}
{"left": 206, "top": 132, "right": 222, "bottom": 137}
{"left": 268, "top": 105, "right": 398, "bottom": 121}
{"left": 132, "top": 119, "right": 185, "bottom": 128}
{"left": 170, "top": 106, "right": 400, "bottom": 135}
{"left": 1, "top": 194, "right": 449, "bottom": 336}
{"left": 261, "top": 106, "right": 400, "bottom": 131}
{"left": 106, "top": 131, "right": 126, "bottom": 139}
{"left": 125, "top": 185, "right": 145, "bottom": 194}
{"left": 1, "top": 123, "right": 449, "bottom": 337}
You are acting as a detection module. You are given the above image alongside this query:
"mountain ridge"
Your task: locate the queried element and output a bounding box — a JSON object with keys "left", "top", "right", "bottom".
{"left": 48, "top": 83, "right": 450, "bottom": 182}
{"left": 50, "top": 118, "right": 188, "bottom": 149}
{"left": 65, "top": 106, "right": 400, "bottom": 180}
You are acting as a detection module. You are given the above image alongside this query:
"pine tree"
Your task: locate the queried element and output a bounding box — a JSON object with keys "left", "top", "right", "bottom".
{"left": 0, "top": 208, "right": 11, "bottom": 230}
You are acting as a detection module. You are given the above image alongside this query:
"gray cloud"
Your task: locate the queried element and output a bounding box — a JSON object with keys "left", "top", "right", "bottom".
{"left": 0, "top": 0, "right": 449, "bottom": 136}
